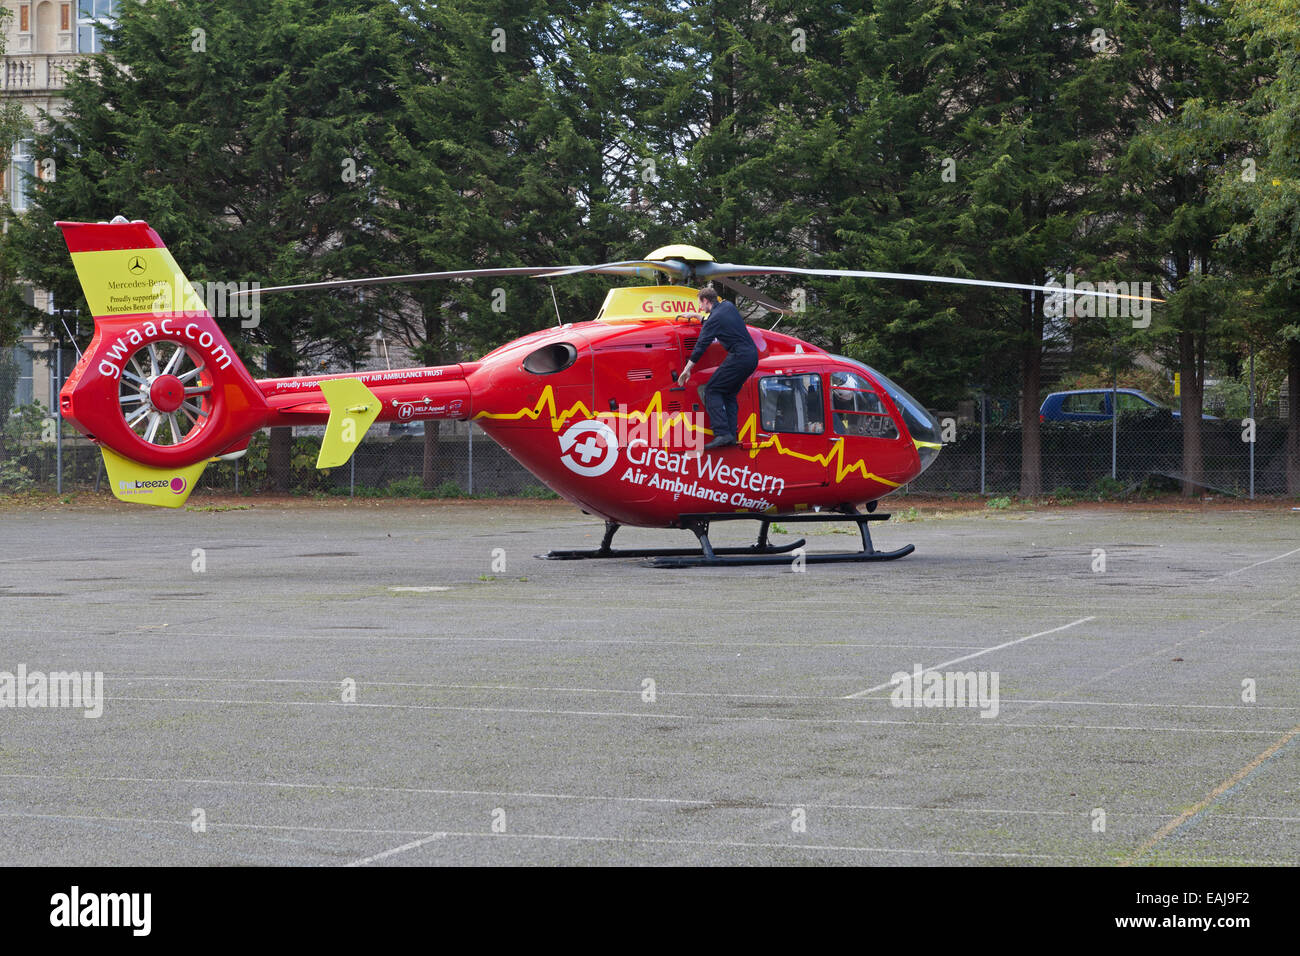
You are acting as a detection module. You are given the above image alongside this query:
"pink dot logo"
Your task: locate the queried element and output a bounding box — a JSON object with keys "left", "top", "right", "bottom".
{"left": 170, "top": 476, "right": 187, "bottom": 494}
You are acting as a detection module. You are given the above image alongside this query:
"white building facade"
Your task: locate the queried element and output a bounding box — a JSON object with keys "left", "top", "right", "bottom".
{"left": 3, "top": 1, "right": 118, "bottom": 409}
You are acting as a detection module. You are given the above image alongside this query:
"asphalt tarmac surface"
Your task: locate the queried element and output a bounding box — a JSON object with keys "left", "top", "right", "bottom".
{"left": 1, "top": 499, "right": 1297, "bottom": 865}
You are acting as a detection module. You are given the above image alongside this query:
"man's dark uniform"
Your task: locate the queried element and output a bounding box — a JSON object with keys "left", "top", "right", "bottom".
{"left": 689, "top": 299, "right": 758, "bottom": 442}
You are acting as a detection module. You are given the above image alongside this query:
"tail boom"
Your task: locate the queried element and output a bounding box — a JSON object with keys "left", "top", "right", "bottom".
{"left": 259, "top": 366, "right": 474, "bottom": 427}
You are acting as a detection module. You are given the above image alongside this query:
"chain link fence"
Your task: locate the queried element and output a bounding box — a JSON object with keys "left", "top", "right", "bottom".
{"left": 909, "top": 414, "right": 1291, "bottom": 496}
{"left": 0, "top": 414, "right": 558, "bottom": 499}
{"left": 2, "top": 401, "right": 1293, "bottom": 500}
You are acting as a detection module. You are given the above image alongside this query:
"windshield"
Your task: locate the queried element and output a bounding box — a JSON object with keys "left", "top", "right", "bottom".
{"left": 833, "top": 357, "right": 943, "bottom": 473}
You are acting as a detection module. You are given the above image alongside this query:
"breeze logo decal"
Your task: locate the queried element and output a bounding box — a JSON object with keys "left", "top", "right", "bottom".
{"left": 117, "top": 476, "right": 186, "bottom": 495}
{"left": 558, "top": 420, "right": 619, "bottom": 477}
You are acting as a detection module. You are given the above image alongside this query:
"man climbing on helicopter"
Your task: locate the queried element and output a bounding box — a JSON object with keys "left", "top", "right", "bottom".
{"left": 676, "top": 286, "right": 759, "bottom": 450}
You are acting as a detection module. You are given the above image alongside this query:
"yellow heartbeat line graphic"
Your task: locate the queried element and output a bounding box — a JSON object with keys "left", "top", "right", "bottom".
{"left": 738, "top": 416, "right": 902, "bottom": 487}
{"left": 477, "top": 386, "right": 903, "bottom": 489}
{"left": 474, "top": 386, "right": 707, "bottom": 438}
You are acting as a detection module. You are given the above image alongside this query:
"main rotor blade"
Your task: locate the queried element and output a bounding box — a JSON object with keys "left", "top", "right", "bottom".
{"left": 697, "top": 263, "right": 1165, "bottom": 303}
{"left": 230, "top": 266, "right": 585, "bottom": 299}
{"left": 536, "top": 259, "right": 691, "bottom": 280}
{"left": 711, "top": 275, "right": 794, "bottom": 315}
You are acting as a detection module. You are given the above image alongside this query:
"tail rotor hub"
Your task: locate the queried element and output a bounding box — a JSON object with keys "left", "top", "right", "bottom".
{"left": 148, "top": 374, "right": 186, "bottom": 413}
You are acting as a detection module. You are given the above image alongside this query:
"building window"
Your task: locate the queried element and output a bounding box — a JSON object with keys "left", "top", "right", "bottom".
{"left": 62, "top": 3, "right": 71, "bottom": 31}
{"left": 21, "top": 5, "right": 31, "bottom": 32}
{"left": 9, "top": 140, "right": 35, "bottom": 213}
{"left": 10, "top": 344, "right": 36, "bottom": 407}
{"left": 77, "top": 0, "right": 118, "bottom": 53}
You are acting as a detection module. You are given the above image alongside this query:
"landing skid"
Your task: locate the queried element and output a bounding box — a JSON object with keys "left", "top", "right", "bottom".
{"left": 541, "top": 510, "right": 914, "bottom": 567}
{"left": 541, "top": 519, "right": 806, "bottom": 560}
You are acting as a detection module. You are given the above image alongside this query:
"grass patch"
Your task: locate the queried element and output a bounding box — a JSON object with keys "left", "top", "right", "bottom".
{"left": 517, "top": 484, "right": 560, "bottom": 500}
{"left": 1085, "top": 476, "right": 1128, "bottom": 501}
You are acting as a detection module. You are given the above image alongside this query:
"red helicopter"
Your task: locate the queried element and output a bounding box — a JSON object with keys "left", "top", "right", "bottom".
{"left": 54, "top": 219, "right": 1155, "bottom": 566}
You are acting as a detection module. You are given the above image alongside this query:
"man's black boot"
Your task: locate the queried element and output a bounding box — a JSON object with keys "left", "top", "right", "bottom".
{"left": 702, "top": 434, "right": 737, "bottom": 450}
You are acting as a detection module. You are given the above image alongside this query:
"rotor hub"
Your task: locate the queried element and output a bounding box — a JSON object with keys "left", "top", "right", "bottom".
{"left": 148, "top": 374, "right": 186, "bottom": 413}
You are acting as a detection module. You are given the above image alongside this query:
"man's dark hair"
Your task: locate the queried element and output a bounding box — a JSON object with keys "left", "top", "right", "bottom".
{"left": 698, "top": 287, "right": 719, "bottom": 303}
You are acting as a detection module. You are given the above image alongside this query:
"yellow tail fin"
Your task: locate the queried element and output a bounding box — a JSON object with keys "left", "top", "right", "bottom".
{"left": 317, "top": 378, "right": 381, "bottom": 468}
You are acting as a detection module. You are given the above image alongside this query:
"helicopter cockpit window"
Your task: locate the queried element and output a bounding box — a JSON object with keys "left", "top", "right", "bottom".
{"left": 522, "top": 342, "right": 578, "bottom": 375}
{"left": 759, "top": 375, "right": 825, "bottom": 434}
{"left": 831, "top": 370, "right": 898, "bottom": 439}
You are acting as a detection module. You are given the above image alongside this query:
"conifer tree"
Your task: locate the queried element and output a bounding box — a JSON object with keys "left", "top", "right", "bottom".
{"left": 16, "top": 0, "right": 406, "bottom": 488}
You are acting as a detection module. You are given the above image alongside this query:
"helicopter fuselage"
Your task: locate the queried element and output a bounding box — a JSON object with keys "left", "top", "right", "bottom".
{"left": 253, "top": 285, "right": 943, "bottom": 527}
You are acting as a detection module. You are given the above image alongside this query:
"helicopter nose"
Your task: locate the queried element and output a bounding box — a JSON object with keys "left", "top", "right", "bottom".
{"left": 907, "top": 403, "right": 943, "bottom": 474}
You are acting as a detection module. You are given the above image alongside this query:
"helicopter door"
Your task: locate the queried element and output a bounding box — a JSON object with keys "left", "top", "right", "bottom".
{"left": 593, "top": 333, "right": 684, "bottom": 447}
{"left": 751, "top": 372, "right": 830, "bottom": 488}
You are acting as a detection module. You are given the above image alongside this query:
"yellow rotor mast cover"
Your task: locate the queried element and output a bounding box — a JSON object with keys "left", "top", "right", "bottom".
{"left": 645, "top": 245, "right": 714, "bottom": 263}
{"left": 596, "top": 285, "right": 706, "bottom": 324}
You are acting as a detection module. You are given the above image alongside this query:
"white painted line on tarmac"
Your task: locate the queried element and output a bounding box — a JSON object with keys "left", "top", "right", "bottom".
{"left": 105, "top": 676, "right": 1300, "bottom": 710}
{"left": 0, "top": 811, "right": 433, "bottom": 837}
{"left": 1216, "top": 545, "right": 1300, "bottom": 580}
{"left": 843, "top": 616, "right": 1096, "bottom": 699}
{"left": 0, "top": 812, "right": 1089, "bottom": 863}
{"left": 91, "top": 634, "right": 996, "bottom": 650}
{"left": 4, "top": 811, "right": 1292, "bottom": 865}
{"left": 96, "top": 694, "right": 1288, "bottom": 734}
{"left": 1008, "top": 589, "right": 1300, "bottom": 723}
{"left": 7, "top": 775, "right": 1300, "bottom": 824}
{"left": 346, "top": 832, "right": 447, "bottom": 866}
